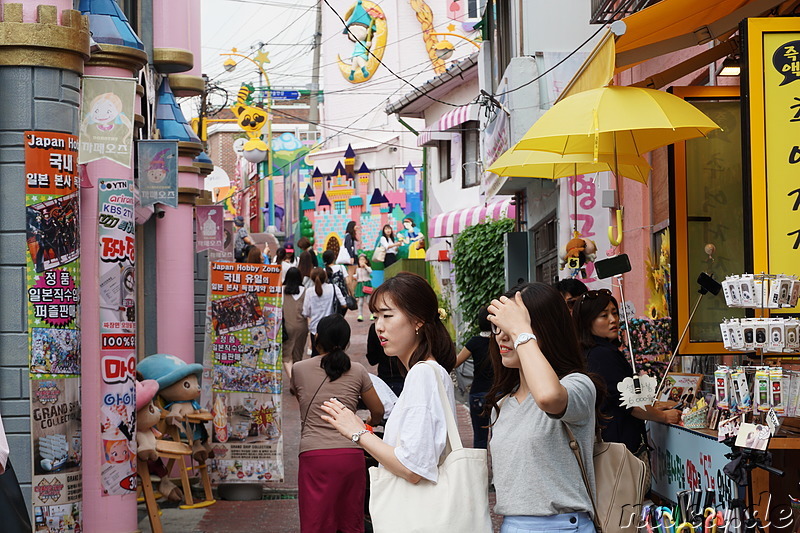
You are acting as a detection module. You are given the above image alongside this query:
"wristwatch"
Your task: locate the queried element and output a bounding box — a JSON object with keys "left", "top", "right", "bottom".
{"left": 351, "top": 429, "right": 370, "bottom": 443}
{"left": 513, "top": 332, "right": 537, "bottom": 350}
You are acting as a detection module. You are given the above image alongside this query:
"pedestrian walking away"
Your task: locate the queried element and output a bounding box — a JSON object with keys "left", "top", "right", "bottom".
{"left": 291, "top": 314, "right": 384, "bottom": 533}
{"left": 233, "top": 215, "right": 254, "bottom": 263}
{"left": 282, "top": 267, "right": 309, "bottom": 380}
{"left": 455, "top": 307, "right": 494, "bottom": 449}
{"left": 302, "top": 267, "right": 346, "bottom": 357}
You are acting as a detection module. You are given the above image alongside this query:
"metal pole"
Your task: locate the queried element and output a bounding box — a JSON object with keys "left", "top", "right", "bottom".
{"left": 308, "top": 0, "right": 322, "bottom": 132}
{"left": 654, "top": 294, "right": 705, "bottom": 400}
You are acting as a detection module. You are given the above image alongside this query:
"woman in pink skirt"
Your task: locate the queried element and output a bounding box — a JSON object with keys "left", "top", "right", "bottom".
{"left": 291, "top": 314, "right": 384, "bottom": 532}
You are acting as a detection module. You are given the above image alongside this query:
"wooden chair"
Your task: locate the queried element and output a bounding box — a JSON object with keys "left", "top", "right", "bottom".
{"left": 162, "top": 413, "right": 216, "bottom": 509}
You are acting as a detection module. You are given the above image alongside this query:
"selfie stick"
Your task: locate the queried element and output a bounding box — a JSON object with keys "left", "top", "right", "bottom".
{"left": 614, "top": 274, "right": 641, "bottom": 393}
{"left": 654, "top": 273, "right": 721, "bottom": 401}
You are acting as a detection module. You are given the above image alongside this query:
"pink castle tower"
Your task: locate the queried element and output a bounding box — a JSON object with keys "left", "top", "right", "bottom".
{"left": 312, "top": 167, "right": 324, "bottom": 196}
{"left": 357, "top": 162, "right": 370, "bottom": 199}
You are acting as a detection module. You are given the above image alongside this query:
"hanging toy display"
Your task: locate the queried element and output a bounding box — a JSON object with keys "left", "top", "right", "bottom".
{"left": 559, "top": 232, "right": 597, "bottom": 279}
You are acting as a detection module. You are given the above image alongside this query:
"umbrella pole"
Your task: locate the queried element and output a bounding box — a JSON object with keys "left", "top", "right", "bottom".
{"left": 573, "top": 165, "right": 578, "bottom": 233}
{"left": 615, "top": 273, "right": 640, "bottom": 392}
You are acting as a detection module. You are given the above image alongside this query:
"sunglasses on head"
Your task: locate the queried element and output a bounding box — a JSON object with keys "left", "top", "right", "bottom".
{"left": 579, "top": 288, "right": 612, "bottom": 302}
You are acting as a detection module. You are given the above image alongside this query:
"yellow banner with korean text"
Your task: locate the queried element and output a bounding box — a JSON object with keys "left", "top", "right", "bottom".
{"left": 747, "top": 18, "right": 800, "bottom": 312}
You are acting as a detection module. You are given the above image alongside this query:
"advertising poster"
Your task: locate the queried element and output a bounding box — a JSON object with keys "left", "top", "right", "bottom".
{"left": 97, "top": 179, "right": 138, "bottom": 496}
{"left": 205, "top": 262, "right": 284, "bottom": 484}
{"left": 208, "top": 219, "right": 235, "bottom": 263}
{"left": 137, "top": 139, "right": 178, "bottom": 208}
{"left": 79, "top": 76, "right": 136, "bottom": 168}
{"left": 24, "top": 130, "right": 83, "bottom": 530}
{"left": 196, "top": 205, "right": 225, "bottom": 252}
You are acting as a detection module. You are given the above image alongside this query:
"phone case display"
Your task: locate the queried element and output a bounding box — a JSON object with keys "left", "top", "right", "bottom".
{"left": 719, "top": 317, "right": 799, "bottom": 353}
{"left": 712, "top": 365, "right": 800, "bottom": 418}
{"left": 722, "top": 274, "right": 799, "bottom": 308}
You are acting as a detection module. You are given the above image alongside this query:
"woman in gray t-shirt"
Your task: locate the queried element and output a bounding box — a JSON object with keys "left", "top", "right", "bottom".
{"left": 486, "top": 283, "right": 604, "bottom": 533}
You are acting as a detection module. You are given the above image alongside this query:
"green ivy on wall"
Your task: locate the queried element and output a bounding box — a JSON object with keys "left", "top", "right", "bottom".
{"left": 452, "top": 217, "right": 514, "bottom": 344}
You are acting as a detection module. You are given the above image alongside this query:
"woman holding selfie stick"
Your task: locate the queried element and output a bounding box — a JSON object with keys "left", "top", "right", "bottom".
{"left": 486, "top": 283, "right": 604, "bottom": 533}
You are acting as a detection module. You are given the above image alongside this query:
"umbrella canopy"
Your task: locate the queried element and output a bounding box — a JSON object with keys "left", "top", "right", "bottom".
{"left": 515, "top": 86, "right": 721, "bottom": 157}
{"left": 487, "top": 149, "right": 651, "bottom": 184}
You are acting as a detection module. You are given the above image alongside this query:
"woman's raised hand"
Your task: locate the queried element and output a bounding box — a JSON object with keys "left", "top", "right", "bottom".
{"left": 487, "top": 292, "right": 533, "bottom": 341}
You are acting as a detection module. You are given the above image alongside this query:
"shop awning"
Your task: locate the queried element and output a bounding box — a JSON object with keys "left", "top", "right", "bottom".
{"left": 429, "top": 198, "right": 516, "bottom": 238}
{"left": 558, "top": 0, "right": 784, "bottom": 100}
{"left": 416, "top": 103, "right": 481, "bottom": 146}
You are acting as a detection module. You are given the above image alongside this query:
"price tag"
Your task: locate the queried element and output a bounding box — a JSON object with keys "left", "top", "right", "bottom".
{"left": 617, "top": 374, "right": 657, "bottom": 408}
{"left": 766, "top": 407, "right": 780, "bottom": 436}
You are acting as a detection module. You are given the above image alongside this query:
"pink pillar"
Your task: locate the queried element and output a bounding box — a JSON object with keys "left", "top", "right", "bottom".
{"left": 80, "top": 65, "right": 140, "bottom": 533}
{"left": 156, "top": 157, "right": 203, "bottom": 363}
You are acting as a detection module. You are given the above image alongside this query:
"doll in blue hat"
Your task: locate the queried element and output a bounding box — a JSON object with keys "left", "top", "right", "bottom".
{"left": 138, "top": 354, "right": 213, "bottom": 462}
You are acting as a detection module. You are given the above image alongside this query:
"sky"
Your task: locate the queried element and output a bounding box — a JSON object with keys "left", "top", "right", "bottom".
{"left": 194, "top": 0, "right": 319, "bottom": 116}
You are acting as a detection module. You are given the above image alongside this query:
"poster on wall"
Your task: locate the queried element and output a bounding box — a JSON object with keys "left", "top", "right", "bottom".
{"left": 24, "top": 130, "right": 83, "bottom": 530}
{"left": 137, "top": 139, "right": 178, "bottom": 208}
{"left": 97, "top": 179, "right": 137, "bottom": 496}
{"left": 79, "top": 76, "right": 136, "bottom": 168}
{"left": 204, "top": 262, "right": 284, "bottom": 484}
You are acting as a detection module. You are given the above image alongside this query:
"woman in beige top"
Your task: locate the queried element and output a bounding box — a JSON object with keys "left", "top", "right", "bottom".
{"left": 290, "top": 314, "right": 383, "bottom": 533}
{"left": 282, "top": 267, "right": 307, "bottom": 380}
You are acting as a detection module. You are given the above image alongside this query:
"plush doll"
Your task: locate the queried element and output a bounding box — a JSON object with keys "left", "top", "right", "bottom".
{"left": 134, "top": 378, "right": 184, "bottom": 502}
{"left": 135, "top": 379, "right": 161, "bottom": 462}
{"left": 138, "top": 354, "right": 212, "bottom": 462}
{"left": 559, "top": 234, "right": 597, "bottom": 279}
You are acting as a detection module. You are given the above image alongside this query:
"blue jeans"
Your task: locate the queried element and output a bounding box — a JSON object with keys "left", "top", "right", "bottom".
{"left": 469, "top": 391, "right": 489, "bottom": 449}
{"left": 500, "top": 513, "right": 596, "bottom": 533}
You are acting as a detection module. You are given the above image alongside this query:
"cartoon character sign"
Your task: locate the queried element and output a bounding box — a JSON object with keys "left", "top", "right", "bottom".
{"left": 79, "top": 76, "right": 136, "bottom": 167}
{"left": 337, "top": 0, "right": 387, "bottom": 83}
{"left": 397, "top": 215, "right": 425, "bottom": 259}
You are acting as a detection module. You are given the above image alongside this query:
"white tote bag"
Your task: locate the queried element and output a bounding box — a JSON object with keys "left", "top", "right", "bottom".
{"left": 368, "top": 362, "right": 492, "bottom": 533}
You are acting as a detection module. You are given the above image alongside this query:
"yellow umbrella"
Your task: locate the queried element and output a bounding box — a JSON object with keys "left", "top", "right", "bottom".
{"left": 514, "top": 86, "right": 721, "bottom": 158}
{"left": 487, "top": 149, "right": 651, "bottom": 184}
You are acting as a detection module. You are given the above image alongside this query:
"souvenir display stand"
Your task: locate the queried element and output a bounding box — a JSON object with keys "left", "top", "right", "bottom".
{"left": 647, "top": 273, "right": 800, "bottom": 531}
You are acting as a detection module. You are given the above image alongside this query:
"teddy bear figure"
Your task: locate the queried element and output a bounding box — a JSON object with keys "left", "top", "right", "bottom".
{"left": 138, "top": 354, "right": 213, "bottom": 462}
{"left": 559, "top": 235, "right": 598, "bottom": 279}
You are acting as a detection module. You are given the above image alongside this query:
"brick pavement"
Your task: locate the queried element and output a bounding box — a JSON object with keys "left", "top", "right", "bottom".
{"left": 138, "top": 312, "right": 503, "bottom": 532}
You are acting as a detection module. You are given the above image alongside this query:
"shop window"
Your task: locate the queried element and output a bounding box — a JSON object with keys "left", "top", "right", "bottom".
{"left": 533, "top": 215, "right": 558, "bottom": 285}
{"left": 673, "top": 88, "right": 745, "bottom": 352}
{"left": 466, "top": 0, "right": 487, "bottom": 20}
{"left": 462, "top": 122, "right": 480, "bottom": 188}
{"left": 299, "top": 131, "right": 321, "bottom": 142}
{"left": 438, "top": 140, "right": 451, "bottom": 182}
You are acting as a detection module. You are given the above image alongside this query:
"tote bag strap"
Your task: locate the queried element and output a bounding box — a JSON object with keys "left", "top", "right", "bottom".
{"left": 420, "top": 361, "right": 463, "bottom": 453}
{"left": 562, "top": 422, "right": 602, "bottom": 532}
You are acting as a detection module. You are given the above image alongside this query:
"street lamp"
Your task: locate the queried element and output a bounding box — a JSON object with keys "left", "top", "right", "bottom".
{"left": 220, "top": 47, "right": 276, "bottom": 230}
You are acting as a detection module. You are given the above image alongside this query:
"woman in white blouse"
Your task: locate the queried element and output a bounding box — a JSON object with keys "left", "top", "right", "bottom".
{"left": 377, "top": 224, "right": 401, "bottom": 268}
{"left": 302, "top": 267, "right": 346, "bottom": 357}
{"left": 321, "top": 272, "right": 456, "bottom": 484}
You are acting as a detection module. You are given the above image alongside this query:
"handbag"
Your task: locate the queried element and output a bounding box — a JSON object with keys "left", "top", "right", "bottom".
{"left": 368, "top": 362, "right": 492, "bottom": 533}
{"left": 362, "top": 284, "right": 374, "bottom": 295}
{"left": 562, "top": 423, "right": 648, "bottom": 533}
{"left": 336, "top": 244, "right": 353, "bottom": 265}
{"left": 373, "top": 245, "right": 387, "bottom": 263}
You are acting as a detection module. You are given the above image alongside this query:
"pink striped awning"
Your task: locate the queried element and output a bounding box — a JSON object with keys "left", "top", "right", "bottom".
{"left": 429, "top": 198, "right": 516, "bottom": 238}
{"left": 416, "top": 129, "right": 455, "bottom": 147}
{"left": 436, "top": 103, "right": 480, "bottom": 131}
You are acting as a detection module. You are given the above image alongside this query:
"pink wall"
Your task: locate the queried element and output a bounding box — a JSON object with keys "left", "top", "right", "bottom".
{"left": 0, "top": 0, "right": 73, "bottom": 22}
{"left": 80, "top": 65, "right": 138, "bottom": 533}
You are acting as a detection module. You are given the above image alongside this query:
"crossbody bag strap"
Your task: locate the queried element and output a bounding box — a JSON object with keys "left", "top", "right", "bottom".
{"left": 562, "top": 422, "right": 602, "bottom": 533}
{"left": 301, "top": 375, "right": 329, "bottom": 431}
{"left": 421, "top": 361, "right": 463, "bottom": 453}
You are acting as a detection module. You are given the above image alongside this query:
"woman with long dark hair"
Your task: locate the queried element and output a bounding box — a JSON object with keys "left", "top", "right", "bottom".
{"left": 320, "top": 272, "right": 457, "bottom": 485}
{"left": 571, "top": 289, "right": 679, "bottom": 456}
{"left": 377, "top": 224, "right": 400, "bottom": 268}
{"left": 486, "top": 283, "right": 604, "bottom": 532}
{"left": 343, "top": 221, "right": 359, "bottom": 294}
{"left": 282, "top": 267, "right": 308, "bottom": 379}
{"left": 297, "top": 251, "right": 315, "bottom": 289}
{"left": 322, "top": 249, "right": 349, "bottom": 317}
{"left": 291, "top": 314, "right": 384, "bottom": 532}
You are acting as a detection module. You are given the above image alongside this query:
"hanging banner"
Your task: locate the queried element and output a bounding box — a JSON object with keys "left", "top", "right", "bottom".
{"left": 24, "top": 131, "right": 83, "bottom": 529}
{"left": 97, "top": 179, "right": 137, "bottom": 496}
{"left": 204, "top": 262, "right": 284, "bottom": 484}
{"left": 196, "top": 205, "right": 225, "bottom": 252}
{"left": 137, "top": 139, "right": 178, "bottom": 208}
{"left": 208, "top": 219, "right": 235, "bottom": 263}
{"left": 79, "top": 76, "right": 136, "bottom": 168}
{"left": 745, "top": 18, "right": 800, "bottom": 312}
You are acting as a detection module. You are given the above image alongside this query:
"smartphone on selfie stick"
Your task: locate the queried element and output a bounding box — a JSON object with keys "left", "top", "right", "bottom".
{"left": 593, "top": 255, "right": 640, "bottom": 390}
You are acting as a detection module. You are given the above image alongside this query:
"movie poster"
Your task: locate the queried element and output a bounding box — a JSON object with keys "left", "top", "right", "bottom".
{"left": 97, "top": 179, "right": 137, "bottom": 496}
{"left": 137, "top": 139, "right": 178, "bottom": 208}
{"left": 204, "top": 262, "right": 284, "bottom": 483}
{"left": 24, "top": 131, "right": 83, "bottom": 530}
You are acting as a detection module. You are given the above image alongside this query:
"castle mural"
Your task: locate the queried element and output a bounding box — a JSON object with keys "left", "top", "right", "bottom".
{"left": 301, "top": 144, "right": 424, "bottom": 262}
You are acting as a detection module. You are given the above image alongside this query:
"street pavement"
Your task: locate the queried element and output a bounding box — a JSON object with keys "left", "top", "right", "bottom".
{"left": 138, "top": 311, "right": 502, "bottom": 532}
